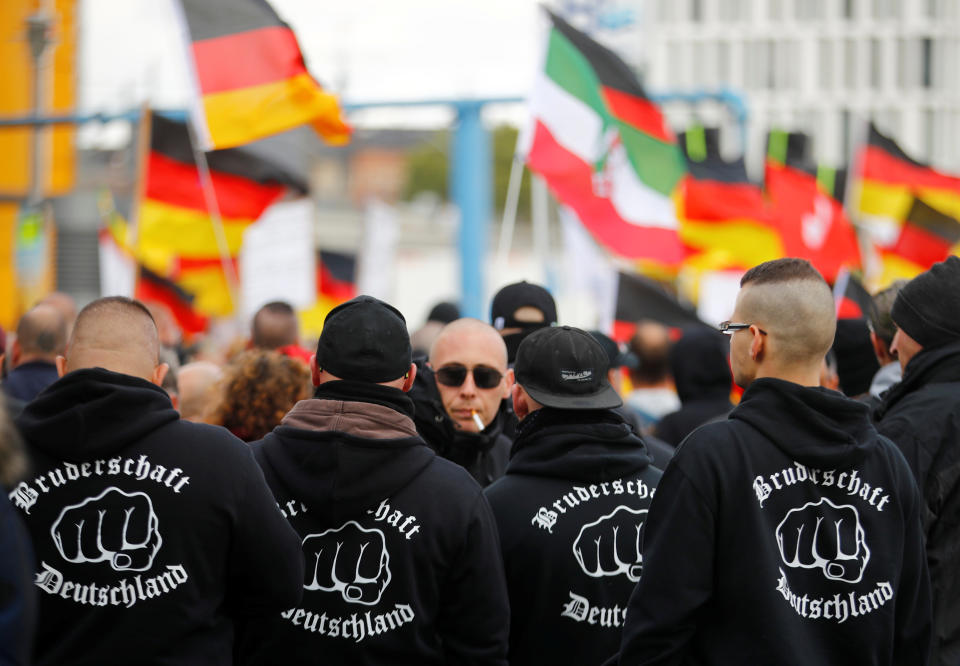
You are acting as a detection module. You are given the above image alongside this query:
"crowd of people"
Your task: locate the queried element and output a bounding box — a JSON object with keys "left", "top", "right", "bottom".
{"left": 0, "top": 255, "right": 956, "bottom": 665}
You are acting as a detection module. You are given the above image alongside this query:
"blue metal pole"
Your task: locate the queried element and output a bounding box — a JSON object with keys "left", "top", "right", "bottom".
{"left": 450, "top": 101, "right": 491, "bottom": 320}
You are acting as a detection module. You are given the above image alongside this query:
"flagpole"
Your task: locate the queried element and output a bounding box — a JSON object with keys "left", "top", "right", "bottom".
{"left": 184, "top": 122, "right": 240, "bottom": 313}
{"left": 128, "top": 105, "right": 152, "bottom": 250}
{"left": 496, "top": 154, "right": 525, "bottom": 270}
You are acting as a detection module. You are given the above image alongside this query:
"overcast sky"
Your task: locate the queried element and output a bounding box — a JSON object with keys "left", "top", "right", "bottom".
{"left": 79, "top": 0, "right": 544, "bottom": 128}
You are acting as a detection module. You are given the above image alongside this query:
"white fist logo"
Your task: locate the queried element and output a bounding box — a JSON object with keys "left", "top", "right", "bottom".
{"left": 51, "top": 487, "right": 162, "bottom": 572}
{"left": 573, "top": 506, "right": 646, "bottom": 582}
{"left": 776, "top": 498, "right": 870, "bottom": 584}
{"left": 302, "top": 522, "right": 392, "bottom": 606}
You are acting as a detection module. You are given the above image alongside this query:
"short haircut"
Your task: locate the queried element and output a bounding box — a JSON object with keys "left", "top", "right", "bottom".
{"left": 739, "top": 258, "right": 836, "bottom": 364}
{"left": 251, "top": 301, "right": 298, "bottom": 349}
{"left": 72, "top": 296, "right": 160, "bottom": 362}
{"left": 17, "top": 304, "right": 67, "bottom": 356}
{"left": 869, "top": 280, "right": 908, "bottom": 346}
{"left": 628, "top": 321, "right": 672, "bottom": 385}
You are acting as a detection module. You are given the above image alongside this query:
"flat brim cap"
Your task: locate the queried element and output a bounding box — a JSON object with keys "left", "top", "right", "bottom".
{"left": 316, "top": 295, "right": 411, "bottom": 383}
{"left": 515, "top": 326, "right": 622, "bottom": 410}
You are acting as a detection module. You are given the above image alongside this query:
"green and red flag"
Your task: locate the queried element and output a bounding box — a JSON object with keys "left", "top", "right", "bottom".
{"left": 176, "top": 0, "right": 350, "bottom": 150}
{"left": 522, "top": 9, "right": 686, "bottom": 266}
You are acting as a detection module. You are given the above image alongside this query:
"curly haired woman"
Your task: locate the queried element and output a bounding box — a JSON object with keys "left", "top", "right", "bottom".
{"left": 207, "top": 350, "right": 311, "bottom": 442}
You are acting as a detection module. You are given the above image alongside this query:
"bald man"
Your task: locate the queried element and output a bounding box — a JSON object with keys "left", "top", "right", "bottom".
{"left": 2, "top": 303, "right": 67, "bottom": 406}
{"left": 617, "top": 258, "right": 931, "bottom": 665}
{"left": 176, "top": 361, "right": 224, "bottom": 422}
{"left": 408, "top": 318, "right": 513, "bottom": 486}
{"left": 11, "top": 296, "right": 303, "bottom": 666}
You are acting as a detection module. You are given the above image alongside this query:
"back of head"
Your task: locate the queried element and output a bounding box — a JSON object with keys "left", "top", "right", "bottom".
{"left": 738, "top": 258, "right": 836, "bottom": 366}
{"left": 252, "top": 301, "right": 298, "bottom": 350}
{"left": 66, "top": 297, "right": 160, "bottom": 381}
{"left": 869, "top": 280, "right": 908, "bottom": 348}
{"left": 177, "top": 361, "right": 224, "bottom": 422}
{"left": 490, "top": 281, "right": 557, "bottom": 331}
{"left": 890, "top": 255, "right": 960, "bottom": 350}
{"left": 628, "top": 321, "right": 672, "bottom": 386}
{"left": 316, "top": 295, "right": 411, "bottom": 383}
{"left": 209, "top": 350, "right": 310, "bottom": 441}
{"left": 514, "top": 326, "right": 621, "bottom": 410}
{"left": 831, "top": 319, "right": 879, "bottom": 396}
{"left": 426, "top": 301, "right": 460, "bottom": 325}
{"left": 16, "top": 303, "right": 67, "bottom": 361}
{"left": 669, "top": 328, "right": 732, "bottom": 402}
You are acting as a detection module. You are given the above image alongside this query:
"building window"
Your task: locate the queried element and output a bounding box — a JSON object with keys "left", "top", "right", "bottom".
{"left": 844, "top": 39, "right": 858, "bottom": 89}
{"left": 923, "top": 109, "right": 936, "bottom": 162}
{"left": 692, "top": 0, "right": 704, "bottom": 22}
{"left": 844, "top": 0, "right": 856, "bottom": 18}
{"left": 819, "top": 39, "right": 834, "bottom": 90}
{"left": 921, "top": 37, "right": 934, "bottom": 88}
{"left": 896, "top": 38, "right": 909, "bottom": 88}
{"left": 870, "top": 38, "right": 883, "bottom": 89}
{"left": 718, "top": 41, "right": 731, "bottom": 83}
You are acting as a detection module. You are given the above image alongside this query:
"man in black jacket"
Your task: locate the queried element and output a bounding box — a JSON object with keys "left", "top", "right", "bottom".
{"left": 486, "top": 325, "right": 661, "bottom": 666}
{"left": 11, "top": 296, "right": 303, "bottom": 665}
{"left": 618, "top": 258, "right": 931, "bottom": 665}
{"left": 240, "top": 296, "right": 509, "bottom": 665}
{"left": 874, "top": 255, "right": 960, "bottom": 666}
{"left": 409, "top": 318, "right": 513, "bottom": 486}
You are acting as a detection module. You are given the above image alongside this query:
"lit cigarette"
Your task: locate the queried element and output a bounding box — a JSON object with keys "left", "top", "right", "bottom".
{"left": 471, "top": 410, "right": 485, "bottom": 431}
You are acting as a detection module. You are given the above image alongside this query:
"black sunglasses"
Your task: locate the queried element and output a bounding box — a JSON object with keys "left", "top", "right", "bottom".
{"left": 435, "top": 364, "right": 504, "bottom": 389}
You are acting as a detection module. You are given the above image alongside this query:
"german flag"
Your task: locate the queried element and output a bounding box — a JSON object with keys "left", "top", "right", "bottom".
{"left": 763, "top": 129, "right": 861, "bottom": 283}
{"left": 177, "top": 0, "right": 350, "bottom": 150}
{"left": 676, "top": 127, "right": 782, "bottom": 272}
{"left": 612, "top": 270, "right": 707, "bottom": 343}
{"left": 137, "top": 114, "right": 304, "bottom": 316}
{"left": 833, "top": 269, "right": 875, "bottom": 320}
{"left": 135, "top": 267, "right": 209, "bottom": 336}
{"left": 882, "top": 198, "right": 960, "bottom": 273}
{"left": 855, "top": 123, "right": 960, "bottom": 225}
{"left": 299, "top": 250, "right": 357, "bottom": 339}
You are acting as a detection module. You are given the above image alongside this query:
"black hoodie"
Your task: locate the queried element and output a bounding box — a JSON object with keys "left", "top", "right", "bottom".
{"left": 408, "top": 358, "right": 512, "bottom": 486}
{"left": 239, "top": 381, "right": 509, "bottom": 666}
{"left": 485, "top": 408, "right": 661, "bottom": 666}
{"left": 874, "top": 340, "right": 960, "bottom": 666}
{"left": 654, "top": 329, "right": 733, "bottom": 447}
{"left": 12, "top": 368, "right": 304, "bottom": 666}
{"left": 618, "top": 378, "right": 931, "bottom": 665}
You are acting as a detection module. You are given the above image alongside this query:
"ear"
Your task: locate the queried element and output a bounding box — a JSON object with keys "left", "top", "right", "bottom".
{"left": 869, "top": 331, "right": 890, "bottom": 362}
{"left": 151, "top": 362, "right": 169, "bottom": 388}
{"left": 749, "top": 325, "right": 766, "bottom": 361}
{"left": 512, "top": 383, "right": 530, "bottom": 421}
{"left": 501, "top": 368, "right": 514, "bottom": 400}
{"left": 400, "top": 363, "right": 417, "bottom": 393}
{"left": 56, "top": 355, "right": 68, "bottom": 378}
{"left": 11, "top": 339, "right": 21, "bottom": 365}
{"left": 310, "top": 354, "right": 321, "bottom": 387}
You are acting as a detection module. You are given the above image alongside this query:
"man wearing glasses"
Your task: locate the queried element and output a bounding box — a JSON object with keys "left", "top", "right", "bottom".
{"left": 616, "top": 258, "right": 931, "bottom": 666}
{"left": 409, "top": 318, "right": 513, "bottom": 487}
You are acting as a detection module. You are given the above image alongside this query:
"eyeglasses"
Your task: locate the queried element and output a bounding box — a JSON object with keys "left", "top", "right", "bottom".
{"left": 435, "top": 364, "right": 504, "bottom": 389}
{"left": 718, "top": 321, "right": 768, "bottom": 336}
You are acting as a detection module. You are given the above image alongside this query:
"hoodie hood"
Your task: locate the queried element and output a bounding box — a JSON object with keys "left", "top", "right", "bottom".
{"left": 731, "top": 378, "right": 876, "bottom": 468}
{"left": 16, "top": 367, "right": 178, "bottom": 461}
{"left": 256, "top": 385, "right": 435, "bottom": 524}
{"left": 507, "top": 407, "right": 652, "bottom": 482}
{"left": 670, "top": 328, "right": 733, "bottom": 403}
{"left": 874, "top": 339, "right": 960, "bottom": 421}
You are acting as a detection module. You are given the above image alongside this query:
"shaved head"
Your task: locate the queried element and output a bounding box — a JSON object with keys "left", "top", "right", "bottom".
{"left": 430, "top": 318, "right": 509, "bottom": 433}
{"left": 252, "top": 301, "right": 298, "bottom": 350}
{"left": 737, "top": 259, "right": 836, "bottom": 364}
{"left": 177, "top": 361, "right": 224, "bottom": 422}
{"left": 16, "top": 303, "right": 67, "bottom": 360}
{"left": 64, "top": 297, "right": 165, "bottom": 382}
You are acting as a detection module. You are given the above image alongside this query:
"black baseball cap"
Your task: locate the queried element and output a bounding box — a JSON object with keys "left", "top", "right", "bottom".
{"left": 490, "top": 281, "right": 558, "bottom": 331}
{"left": 515, "top": 326, "right": 622, "bottom": 410}
{"left": 315, "top": 295, "right": 412, "bottom": 383}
